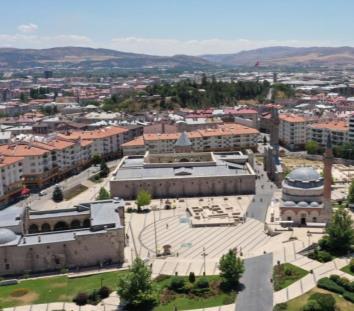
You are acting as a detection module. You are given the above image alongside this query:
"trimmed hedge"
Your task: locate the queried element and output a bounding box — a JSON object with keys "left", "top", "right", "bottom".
{"left": 317, "top": 277, "right": 344, "bottom": 294}
{"left": 343, "top": 291, "right": 354, "bottom": 303}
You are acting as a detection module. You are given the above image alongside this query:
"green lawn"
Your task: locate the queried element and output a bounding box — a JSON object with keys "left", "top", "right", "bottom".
{"left": 273, "top": 263, "right": 309, "bottom": 291}
{"left": 64, "top": 184, "right": 88, "bottom": 200}
{"left": 0, "top": 271, "right": 126, "bottom": 308}
{"left": 341, "top": 264, "right": 354, "bottom": 276}
{"left": 279, "top": 287, "right": 354, "bottom": 311}
{"left": 152, "top": 275, "right": 236, "bottom": 311}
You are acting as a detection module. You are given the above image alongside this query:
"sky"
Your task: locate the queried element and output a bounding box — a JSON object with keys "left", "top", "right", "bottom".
{"left": 1, "top": 0, "right": 354, "bottom": 55}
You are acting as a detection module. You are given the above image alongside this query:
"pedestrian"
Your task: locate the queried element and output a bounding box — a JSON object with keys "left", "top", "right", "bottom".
{"left": 166, "top": 223, "right": 169, "bottom": 229}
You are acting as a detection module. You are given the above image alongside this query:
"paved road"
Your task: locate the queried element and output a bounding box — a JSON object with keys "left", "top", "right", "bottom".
{"left": 246, "top": 163, "right": 275, "bottom": 222}
{"left": 235, "top": 253, "right": 273, "bottom": 311}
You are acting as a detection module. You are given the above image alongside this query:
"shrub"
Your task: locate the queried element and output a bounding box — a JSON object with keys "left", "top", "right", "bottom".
{"left": 329, "top": 274, "right": 340, "bottom": 284}
{"left": 317, "top": 277, "right": 344, "bottom": 294}
{"left": 154, "top": 274, "right": 170, "bottom": 282}
{"left": 188, "top": 272, "right": 196, "bottom": 284}
{"left": 338, "top": 277, "right": 351, "bottom": 291}
{"left": 308, "top": 250, "right": 332, "bottom": 263}
{"left": 88, "top": 289, "right": 99, "bottom": 305}
{"left": 303, "top": 300, "right": 321, "bottom": 311}
{"left": 284, "top": 267, "right": 293, "bottom": 276}
{"left": 350, "top": 258, "right": 354, "bottom": 273}
{"left": 98, "top": 286, "right": 111, "bottom": 299}
{"left": 168, "top": 277, "right": 186, "bottom": 293}
{"left": 73, "top": 292, "right": 88, "bottom": 306}
{"left": 343, "top": 291, "right": 354, "bottom": 303}
{"left": 273, "top": 303, "right": 288, "bottom": 311}
{"left": 349, "top": 281, "right": 354, "bottom": 292}
{"left": 308, "top": 293, "right": 335, "bottom": 311}
{"left": 195, "top": 277, "right": 209, "bottom": 289}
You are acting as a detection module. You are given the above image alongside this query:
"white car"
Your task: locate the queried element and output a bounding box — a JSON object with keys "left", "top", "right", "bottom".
{"left": 39, "top": 190, "right": 47, "bottom": 196}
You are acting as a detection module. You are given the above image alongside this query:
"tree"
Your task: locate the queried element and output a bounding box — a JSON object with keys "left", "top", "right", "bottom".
{"left": 219, "top": 249, "right": 244, "bottom": 289}
{"left": 319, "top": 207, "right": 354, "bottom": 255}
{"left": 52, "top": 186, "right": 64, "bottom": 202}
{"left": 19, "top": 92, "right": 28, "bottom": 103}
{"left": 136, "top": 190, "right": 151, "bottom": 213}
{"left": 305, "top": 140, "right": 320, "bottom": 155}
{"left": 117, "top": 257, "right": 156, "bottom": 310}
{"left": 97, "top": 187, "right": 110, "bottom": 200}
{"left": 188, "top": 272, "right": 196, "bottom": 284}
{"left": 348, "top": 180, "right": 354, "bottom": 204}
{"left": 92, "top": 154, "right": 102, "bottom": 165}
{"left": 99, "top": 160, "right": 109, "bottom": 178}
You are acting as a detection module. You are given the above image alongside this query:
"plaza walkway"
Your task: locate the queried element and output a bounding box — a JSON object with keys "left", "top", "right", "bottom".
{"left": 235, "top": 253, "right": 273, "bottom": 311}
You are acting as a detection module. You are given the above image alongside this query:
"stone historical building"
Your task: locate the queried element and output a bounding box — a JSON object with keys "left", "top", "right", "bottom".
{"left": 110, "top": 151, "right": 256, "bottom": 200}
{"left": 264, "top": 107, "right": 284, "bottom": 187}
{"left": 0, "top": 199, "right": 125, "bottom": 276}
{"left": 280, "top": 135, "right": 333, "bottom": 226}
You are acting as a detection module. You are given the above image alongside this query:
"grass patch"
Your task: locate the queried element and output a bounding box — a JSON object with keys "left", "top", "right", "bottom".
{"left": 152, "top": 275, "right": 236, "bottom": 311}
{"left": 279, "top": 287, "right": 354, "bottom": 311}
{"left": 89, "top": 174, "right": 102, "bottom": 184}
{"left": 64, "top": 184, "right": 88, "bottom": 200}
{"left": 0, "top": 271, "right": 126, "bottom": 308}
{"left": 341, "top": 264, "right": 354, "bottom": 276}
{"left": 273, "top": 263, "right": 309, "bottom": 291}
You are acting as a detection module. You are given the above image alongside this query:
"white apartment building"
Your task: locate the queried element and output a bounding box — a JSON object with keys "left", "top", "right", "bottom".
{"left": 0, "top": 155, "right": 23, "bottom": 206}
{"left": 307, "top": 120, "right": 349, "bottom": 147}
{"left": 122, "top": 124, "right": 260, "bottom": 155}
{"left": 279, "top": 114, "right": 317, "bottom": 150}
{"left": 0, "top": 144, "right": 54, "bottom": 189}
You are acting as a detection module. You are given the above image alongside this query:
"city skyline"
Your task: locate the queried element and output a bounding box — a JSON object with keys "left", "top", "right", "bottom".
{"left": 1, "top": 0, "right": 354, "bottom": 55}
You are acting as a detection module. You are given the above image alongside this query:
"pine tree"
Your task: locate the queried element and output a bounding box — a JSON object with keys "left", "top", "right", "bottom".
{"left": 97, "top": 187, "right": 110, "bottom": 200}
{"left": 219, "top": 249, "right": 245, "bottom": 289}
{"left": 52, "top": 186, "right": 64, "bottom": 202}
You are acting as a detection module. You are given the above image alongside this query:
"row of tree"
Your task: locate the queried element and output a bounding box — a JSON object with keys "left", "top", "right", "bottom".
{"left": 306, "top": 140, "right": 354, "bottom": 160}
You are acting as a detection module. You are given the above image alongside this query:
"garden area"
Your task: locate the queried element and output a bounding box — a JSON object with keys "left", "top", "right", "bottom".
{"left": 0, "top": 271, "right": 126, "bottom": 308}
{"left": 274, "top": 287, "right": 354, "bottom": 311}
{"left": 273, "top": 263, "right": 309, "bottom": 291}
{"left": 341, "top": 259, "right": 354, "bottom": 276}
{"left": 152, "top": 274, "right": 236, "bottom": 311}
{"left": 63, "top": 184, "right": 88, "bottom": 201}
{"left": 117, "top": 250, "right": 244, "bottom": 310}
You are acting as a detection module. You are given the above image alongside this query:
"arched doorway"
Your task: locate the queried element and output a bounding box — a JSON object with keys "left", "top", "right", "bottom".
{"left": 83, "top": 218, "right": 91, "bottom": 228}
{"left": 71, "top": 219, "right": 81, "bottom": 229}
{"left": 54, "top": 221, "right": 69, "bottom": 231}
{"left": 28, "top": 224, "right": 39, "bottom": 234}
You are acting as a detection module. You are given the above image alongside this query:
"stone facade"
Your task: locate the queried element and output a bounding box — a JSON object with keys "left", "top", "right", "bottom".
{"left": 0, "top": 199, "right": 125, "bottom": 276}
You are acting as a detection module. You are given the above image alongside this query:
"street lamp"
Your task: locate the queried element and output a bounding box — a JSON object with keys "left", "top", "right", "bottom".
{"left": 201, "top": 247, "right": 207, "bottom": 276}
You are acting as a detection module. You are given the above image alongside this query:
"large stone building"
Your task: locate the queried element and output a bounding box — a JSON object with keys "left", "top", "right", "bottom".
{"left": 280, "top": 135, "right": 333, "bottom": 226}
{"left": 0, "top": 199, "right": 125, "bottom": 276}
{"left": 110, "top": 151, "right": 256, "bottom": 200}
{"left": 264, "top": 108, "right": 284, "bottom": 187}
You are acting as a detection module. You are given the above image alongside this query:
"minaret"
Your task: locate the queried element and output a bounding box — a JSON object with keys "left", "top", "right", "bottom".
{"left": 323, "top": 133, "right": 333, "bottom": 220}
{"left": 270, "top": 107, "right": 280, "bottom": 164}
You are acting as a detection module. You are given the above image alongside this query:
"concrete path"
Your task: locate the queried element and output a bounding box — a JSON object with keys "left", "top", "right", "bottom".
{"left": 235, "top": 253, "right": 273, "bottom": 311}
{"left": 274, "top": 257, "right": 353, "bottom": 305}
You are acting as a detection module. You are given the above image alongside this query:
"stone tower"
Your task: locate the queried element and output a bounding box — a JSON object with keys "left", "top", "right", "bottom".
{"left": 323, "top": 133, "right": 333, "bottom": 220}
{"left": 270, "top": 107, "right": 280, "bottom": 164}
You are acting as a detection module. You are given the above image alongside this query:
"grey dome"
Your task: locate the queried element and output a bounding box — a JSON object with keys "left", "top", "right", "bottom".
{"left": 298, "top": 201, "right": 308, "bottom": 207}
{"left": 284, "top": 201, "right": 296, "bottom": 207}
{"left": 0, "top": 228, "right": 17, "bottom": 244}
{"left": 287, "top": 167, "right": 321, "bottom": 182}
{"left": 310, "top": 202, "right": 320, "bottom": 207}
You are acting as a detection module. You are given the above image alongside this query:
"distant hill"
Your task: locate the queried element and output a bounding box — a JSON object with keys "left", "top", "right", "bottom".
{"left": 0, "top": 47, "right": 213, "bottom": 70}
{"left": 202, "top": 46, "right": 354, "bottom": 67}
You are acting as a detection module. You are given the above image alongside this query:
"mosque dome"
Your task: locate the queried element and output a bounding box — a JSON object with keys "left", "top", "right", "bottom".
{"left": 287, "top": 167, "right": 321, "bottom": 182}
{"left": 0, "top": 228, "right": 17, "bottom": 244}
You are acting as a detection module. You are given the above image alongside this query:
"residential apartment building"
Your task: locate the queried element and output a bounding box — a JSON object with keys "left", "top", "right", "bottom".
{"left": 307, "top": 120, "right": 349, "bottom": 147}
{"left": 122, "top": 123, "right": 260, "bottom": 155}
{"left": 0, "top": 144, "right": 56, "bottom": 190}
{"left": 0, "top": 155, "right": 23, "bottom": 207}
{"left": 279, "top": 114, "right": 317, "bottom": 150}
{"left": 59, "top": 126, "right": 128, "bottom": 159}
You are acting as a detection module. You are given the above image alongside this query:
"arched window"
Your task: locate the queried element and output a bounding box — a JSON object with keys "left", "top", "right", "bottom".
{"left": 28, "top": 224, "right": 39, "bottom": 234}
{"left": 41, "top": 223, "right": 51, "bottom": 232}
{"left": 83, "top": 218, "right": 91, "bottom": 228}
{"left": 71, "top": 219, "right": 81, "bottom": 229}
{"left": 54, "top": 221, "right": 69, "bottom": 231}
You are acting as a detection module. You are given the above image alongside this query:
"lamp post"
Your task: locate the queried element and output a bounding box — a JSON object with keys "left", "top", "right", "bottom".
{"left": 201, "top": 247, "right": 207, "bottom": 276}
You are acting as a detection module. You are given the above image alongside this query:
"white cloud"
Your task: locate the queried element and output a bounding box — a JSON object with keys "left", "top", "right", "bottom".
{"left": 17, "top": 23, "right": 38, "bottom": 34}
{"left": 0, "top": 34, "right": 93, "bottom": 48}
{"left": 110, "top": 37, "right": 340, "bottom": 56}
